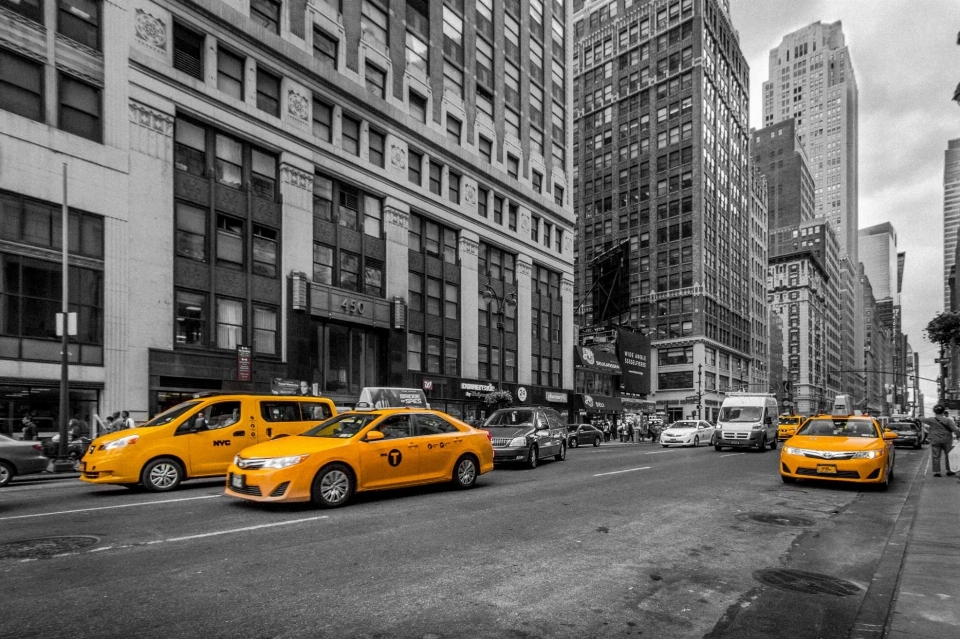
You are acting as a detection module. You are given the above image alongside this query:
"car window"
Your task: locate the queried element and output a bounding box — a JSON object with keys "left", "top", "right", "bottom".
{"left": 260, "top": 401, "right": 301, "bottom": 422}
{"left": 545, "top": 413, "right": 565, "bottom": 430}
{"left": 375, "top": 415, "right": 413, "bottom": 439}
{"left": 485, "top": 410, "right": 535, "bottom": 427}
{"left": 300, "top": 401, "right": 332, "bottom": 420}
{"left": 416, "top": 414, "right": 460, "bottom": 435}
{"left": 799, "top": 419, "right": 878, "bottom": 438}
{"left": 718, "top": 406, "right": 763, "bottom": 422}
{"left": 187, "top": 401, "right": 242, "bottom": 431}
{"left": 143, "top": 401, "right": 202, "bottom": 427}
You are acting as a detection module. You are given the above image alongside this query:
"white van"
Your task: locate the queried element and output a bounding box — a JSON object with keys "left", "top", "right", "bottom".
{"left": 714, "top": 393, "right": 779, "bottom": 451}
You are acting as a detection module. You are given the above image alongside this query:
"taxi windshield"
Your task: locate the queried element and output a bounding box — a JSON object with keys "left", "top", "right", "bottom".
{"left": 484, "top": 410, "right": 535, "bottom": 427}
{"left": 141, "top": 401, "right": 202, "bottom": 427}
{"left": 301, "top": 413, "right": 378, "bottom": 438}
{"left": 797, "top": 419, "right": 878, "bottom": 438}
{"left": 780, "top": 417, "right": 801, "bottom": 425}
{"left": 719, "top": 406, "right": 763, "bottom": 422}
{"left": 670, "top": 421, "right": 698, "bottom": 429}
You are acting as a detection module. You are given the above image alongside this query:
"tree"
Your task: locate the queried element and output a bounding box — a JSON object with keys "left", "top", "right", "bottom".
{"left": 480, "top": 390, "right": 512, "bottom": 409}
{"left": 924, "top": 311, "right": 960, "bottom": 348}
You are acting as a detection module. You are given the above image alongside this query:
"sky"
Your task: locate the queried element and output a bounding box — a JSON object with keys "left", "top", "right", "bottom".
{"left": 728, "top": 0, "right": 960, "bottom": 409}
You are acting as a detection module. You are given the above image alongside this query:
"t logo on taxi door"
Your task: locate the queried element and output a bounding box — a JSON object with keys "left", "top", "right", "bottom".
{"left": 387, "top": 449, "right": 402, "bottom": 467}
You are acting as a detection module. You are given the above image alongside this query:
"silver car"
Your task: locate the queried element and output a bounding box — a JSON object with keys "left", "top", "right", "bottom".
{"left": 0, "top": 435, "right": 50, "bottom": 487}
{"left": 660, "top": 420, "right": 716, "bottom": 448}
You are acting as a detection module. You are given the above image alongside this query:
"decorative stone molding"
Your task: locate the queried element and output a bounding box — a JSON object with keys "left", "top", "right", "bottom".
{"left": 390, "top": 144, "right": 406, "bottom": 170}
{"left": 129, "top": 100, "right": 173, "bottom": 136}
{"left": 280, "top": 164, "right": 313, "bottom": 191}
{"left": 463, "top": 183, "right": 477, "bottom": 206}
{"left": 134, "top": 9, "right": 167, "bottom": 53}
{"left": 561, "top": 279, "right": 574, "bottom": 295}
{"left": 0, "top": 34, "right": 46, "bottom": 64}
{"left": 563, "top": 233, "right": 573, "bottom": 254}
{"left": 517, "top": 261, "right": 533, "bottom": 278}
{"left": 385, "top": 206, "right": 409, "bottom": 229}
{"left": 519, "top": 209, "right": 531, "bottom": 232}
{"left": 287, "top": 89, "right": 309, "bottom": 121}
{"left": 459, "top": 236, "right": 479, "bottom": 256}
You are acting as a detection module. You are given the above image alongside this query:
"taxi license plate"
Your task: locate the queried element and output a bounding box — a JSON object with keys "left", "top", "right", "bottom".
{"left": 230, "top": 473, "right": 244, "bottom": 489}
{"left": 816, "top": 465, "right": 837, "bottom": 475}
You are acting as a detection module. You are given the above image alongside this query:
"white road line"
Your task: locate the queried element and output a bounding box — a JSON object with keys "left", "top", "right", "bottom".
{"left": 162, "top": 516, "right": 328, "bottom": 543}
{"left": 645, "top": 450, "right": 673, "bottom": 454}
{"left": 719, "top": 453, "right": 746, "bottom": 458}
{"left": 0, "top": 494, "right": 222, "bottom": 521}
{"left": 593, "top": 467, "right": 651, "bottom": 477}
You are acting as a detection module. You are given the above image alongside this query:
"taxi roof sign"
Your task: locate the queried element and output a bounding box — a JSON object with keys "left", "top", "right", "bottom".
{"left": 356, "top": 387, "right": 430, "bottom": 410}
{"left": 831, "top": 394, "right": 862, "bottom": 417}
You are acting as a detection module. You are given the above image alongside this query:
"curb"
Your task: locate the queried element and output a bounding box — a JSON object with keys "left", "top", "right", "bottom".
{"left": 847, "top": 457, "right": 925, "bottom": 639}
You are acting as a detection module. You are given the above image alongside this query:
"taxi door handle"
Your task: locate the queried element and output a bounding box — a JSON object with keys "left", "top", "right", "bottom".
{"left": 233, "top": 430, "right": 246, "bottom": 437}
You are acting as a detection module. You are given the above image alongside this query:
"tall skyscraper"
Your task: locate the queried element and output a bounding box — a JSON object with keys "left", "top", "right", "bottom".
{"left": 762, "top": 21, "right": 862, "bottom": 397}
{"left": 859, "top": 223, "right": 904, "bottom": 411}
{"left": 944, "top": 139, "right": 960, "bottom": 311}
{"left": 573, "top": 0, "right": 766, "bottom": 422}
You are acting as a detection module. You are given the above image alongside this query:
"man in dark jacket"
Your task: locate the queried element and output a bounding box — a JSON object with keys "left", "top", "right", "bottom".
{"left": 924, "top": 405, "right": 960, "bottom": 477}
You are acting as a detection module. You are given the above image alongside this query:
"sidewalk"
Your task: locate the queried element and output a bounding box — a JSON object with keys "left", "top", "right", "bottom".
{"left": 884, "top": 458, "right": 960, "bottom": 638}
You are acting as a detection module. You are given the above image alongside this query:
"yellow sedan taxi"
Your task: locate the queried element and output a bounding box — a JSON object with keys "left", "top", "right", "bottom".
{"left": 224, "top": 408, "right": 494, "bottom": 507}
{"left": 777, "top": 415, "right": 804, "bottom": 441}
{"left": 779, "top": 415, "right": 897, "bottom": 489}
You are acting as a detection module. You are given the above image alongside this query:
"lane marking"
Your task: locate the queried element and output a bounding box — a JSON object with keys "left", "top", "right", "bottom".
{"left": 0, "top": 494, "right": 222, "bottom": 522}
{"left": 719, "top": 453, "right": 746, "bottom": 458}
{"left": 593, "top": 467, "right": 651, "bottom": 477}
{"left": 645, "top": 450, "right": 673, "bottom": 454}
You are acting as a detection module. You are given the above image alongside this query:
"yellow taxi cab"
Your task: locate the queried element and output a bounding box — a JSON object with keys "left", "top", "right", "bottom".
{"left": 779, "top": 395, "right": 897, "bottom": 489}
{"left": 80, "top": 394, "right": 336, "bottom": 492}
{"left": 777, "top": 414, "right": 804, "bottom": 441}
{"left": 224, "top": 407, "right": 494, "bottom": 508}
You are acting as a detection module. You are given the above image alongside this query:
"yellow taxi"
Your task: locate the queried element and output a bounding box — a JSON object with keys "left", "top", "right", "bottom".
{"left": 80, "top": 394, "right": 336, "bottom": 492}
{"left": 777, "top": 414, "right": 804, "bottom": 441}
{"left": 779, "top": 413, "right": 897, "bottom": 489}
{"left": 224, "top": 408, "right": 494, "bottom": 507}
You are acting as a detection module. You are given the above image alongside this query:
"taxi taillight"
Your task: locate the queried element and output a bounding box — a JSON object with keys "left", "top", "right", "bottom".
{"left": 481, "top": 429, "right": 492, "bottom": 441}
{"left": 32, "top": 444, "right": 43, "bottom": 453}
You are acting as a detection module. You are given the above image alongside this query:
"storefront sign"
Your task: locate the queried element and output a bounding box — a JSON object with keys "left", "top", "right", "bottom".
{"left": 461, "top": 382, "right": 496, "bottom": 392}
{"left": 237, "top": 346, "right": 252, "bottom": 382}
{"left": 310, "top": 282, "right": 392, "bottom": 327}
{"left": 617, "top": 329, "right": 650, "bottom": 395}
{"left": 545, "top": 391, "right": 568, "bottom": 403}
{"left": 578, "top": 394, "right": 623, "bottom": 413}
{"left": 423, "top": 380, "right": 433, "bottom": 391}
{"left": 271, "top": 378, "right": 308, "bottom": 395}
{"left": 575, "top": 346, "right": 623, "bottom": 375}
{"left": 516, "top": 387, "right": 528, "bottom": 402}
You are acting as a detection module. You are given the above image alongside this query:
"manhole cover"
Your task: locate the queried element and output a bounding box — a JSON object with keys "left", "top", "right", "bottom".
{"left": 739, "top": 512, "right": 817, "bottom": 528}
{"left": 753, "top": 568, "right": 861, "bottom": 596}
{"left": 0, "top": 536, "right": 99, "bottom": 560}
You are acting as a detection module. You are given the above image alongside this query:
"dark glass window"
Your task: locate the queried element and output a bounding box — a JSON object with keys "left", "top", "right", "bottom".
{"left": 429, "top": 161, "right": 442, "bottom": 195}
{"left": 252, "top": 225, "right": 278, "bottom": 277}
{"left": 253, "top": 305, "right": 278, "bottom": 355}
{"left": 217, "top": 47, "right": 245, "bottom": 100}
{"left": 364, "top": 63, "right": 386, "bottom": 98}
{"left": 1, "top": 0, "right": 42, "bottom": 23}
{"left": 175, "top": 289, "right": 206, "bottom": 346}
{"left": 216, "top": 214, "right": 243, "bottom": 268}
{"left": 409, "top": 90, "right": 428, "bottom": 123}
{"left": 313, "top": 244, "right": 334, "bottom": 285}
{"left": 507, "top": 154, "right": 519, "bottom": 178}
{"left": 250, "top": 0, "right": 280, "bottom": 33}
{"left": 448, "top": 172, "right": 460, "bottom": 204}
{"left": 251, "top": 148, "right": 277, "bottom": 199}
{"left": 313, "top": 27, "right": 338, "bottom": 69}
{"left": 479, "top": 135, "right": 492, "bottom": 163}
{"left": 342, "top": 114, "right": 360, "bottom": 156}
{"left": 313, "top": 97, "right": 332, "bottom": 142}
{"left": 173, "top": 22, "right": 205, "bottom": 79}
{"left": 58, "top": 74, "right": 100, "bottom": 142}
{"left": 58, "top": 0, "right": 100, "bottom": 50}
{"left": 175, "top": 202, "right": 206, "bottom": 262}
{"left": 369, "top": 128, "right": 385, "bottom": 167}
{"left": 408, "top": 149, "right": 422, "bottom": 185}
{"left": 175, "top": 120, "right": 206, "bottom": 176}
{"left": 256, "top": 67, "right": 280, "bottom": 116}
{"left": 446, "top": 114, "right": 462, "bottom": 144}
{"left": 0, "top": 48, "right": 43, "bottom": 122}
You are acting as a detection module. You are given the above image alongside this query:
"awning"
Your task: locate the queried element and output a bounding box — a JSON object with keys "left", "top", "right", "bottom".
{"left": 574, "top": 346, "right": 623, "bottom": 375}
{"left": 577, "top": 394, "right": 623, "bottom": 413}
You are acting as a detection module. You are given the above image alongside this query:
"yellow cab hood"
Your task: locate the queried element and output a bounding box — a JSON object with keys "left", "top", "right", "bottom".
{"left": 91, "top": 427, "right": 157, "bottom": 446}
{"left": 237, "top": 434, "right": 352, "bottom": 459}
{"left": 788, "top": 435, "right": 884, "bottom": 451}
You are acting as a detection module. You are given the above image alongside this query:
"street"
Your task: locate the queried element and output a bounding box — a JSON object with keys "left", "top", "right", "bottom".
{"left": 0, "top": 443, "right": 923, "bottom": 639}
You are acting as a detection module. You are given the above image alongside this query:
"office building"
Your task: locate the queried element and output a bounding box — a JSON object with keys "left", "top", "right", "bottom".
{"left": 859, "top": 223, "right": 904, "bottom": 411}
{"left": 0, "top": 0, "right": 576, "bottom": 430}
{"left": 945, "top": 139, "right": 960, "bottom": 312}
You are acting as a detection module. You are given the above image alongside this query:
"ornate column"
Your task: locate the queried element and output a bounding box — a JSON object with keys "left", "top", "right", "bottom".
{"left": 516, "top": 254, "right": 533, "bottom": 385}
{"left": 383, "top": 198, "right": 410, "bottom": 301}
{"left": 459, "top": 230, "right": 480, "bottom": 379}
{"left": 279, "top": 157, "right": 315, "bottom": 362}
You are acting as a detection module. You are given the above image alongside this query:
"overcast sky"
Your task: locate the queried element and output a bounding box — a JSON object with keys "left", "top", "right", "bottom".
{"left": 728, "top": 0, "right": 960, "bottom": 408}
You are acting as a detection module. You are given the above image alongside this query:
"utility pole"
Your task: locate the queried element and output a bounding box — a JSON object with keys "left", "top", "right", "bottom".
{"left": 696, "top": 363, "right": 702, "bottom": 420}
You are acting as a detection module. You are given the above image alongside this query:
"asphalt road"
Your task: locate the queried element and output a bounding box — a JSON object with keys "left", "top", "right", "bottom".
{"left": 0, "top": 441, "right": 925, "bottom": 639}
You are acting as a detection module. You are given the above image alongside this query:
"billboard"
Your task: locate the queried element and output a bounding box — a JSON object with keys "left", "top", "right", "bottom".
{"left": 617, "top": 329, "right": 650, "bottom": 396}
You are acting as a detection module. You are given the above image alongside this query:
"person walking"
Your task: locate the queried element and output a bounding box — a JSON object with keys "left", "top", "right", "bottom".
{"left": 626, "top": 420, "right": 635, "bottom": 443}
{"left": 21, "top": 412, "right": 38, "bottom": 441}
{"left": 924, "top": 404, "right": 960, "bottom": 477}
{"left": 120, "top": 410, "right": 135, "bottom": 430}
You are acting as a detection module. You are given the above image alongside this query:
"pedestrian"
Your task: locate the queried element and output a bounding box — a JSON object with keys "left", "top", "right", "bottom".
{"left": 68, "top": 418, "right": 82, "bottom": 440}
{"left": 21, "top": 412, "right": 38, "bottom": 441}
{"left": 923, "top": 404, "right": 960, "bottom": 477}
{"left": 627, "top": 420, "right": 635, "bottom": 443}
{"left": 103, "top": 414, "right": 116, "bottom": 433}
{"left": 121, "top": 410, "right": 135, "bottom": 430}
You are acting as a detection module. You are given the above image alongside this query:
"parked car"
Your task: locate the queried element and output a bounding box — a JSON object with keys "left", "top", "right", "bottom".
{"left": 660, "top": 420, "right": 716, "bottom": 447}
{"left": 483, "top": 406, "right": 567, "bottom": 469}
{"left": 0, "top": 435, "right": 50, "bottom": 487}
{"left": 886, "top": 420, "right": 923, "bottom": 449}
{"left": 566, "top": 423, "right": 603, "bottom": 448}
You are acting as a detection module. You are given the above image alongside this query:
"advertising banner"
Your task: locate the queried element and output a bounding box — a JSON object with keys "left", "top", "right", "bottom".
{"left": 575, "top": 346, "right": 623, "bottom": 375}
{"left": 617, "top": 329, "right": 650, "bottom": 396}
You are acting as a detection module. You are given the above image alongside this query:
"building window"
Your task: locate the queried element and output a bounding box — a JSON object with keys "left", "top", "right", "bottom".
{"left": 555, "top": 228, "right": 563, "bottom": 252}
{"left": 216, "top": 214, "right": 244, "bottom": 268}
{"left": 313, "top": 244, "right": 334, "bottom": 285}
{"left": 448, "top": 172, "right": 461, "bottom": 204}
{"left": 442, "top": 4, "right": 464, "bottom": 64}
{"left": 313, "top": 27, "right": 338, "bottom": 69}
{"left": 554, "top": 185, "right": 564, "bottom": 206}
{"left": 429, "top": 161, "right": 443, "bottom": 196}
{"left": 409, "top": 90, "right": 427, "bottom": 123}
{"left": 58, "top": 74, "right": 100, "bottom": 143}
{"left": 217, "top": 47, "right": 245, "bottom": 100}
{"left": 409, "top": 213, "right": 458, "bottom": 264}
{"left": 173, "top": 22, "right": 205, "bottom": 80}
{"left": 250, "top": 0, "right": 280, "bottom": 33}
{"left": 445, "top": 339, "right": 459, "bottom": 376}
{"left": 253, "top": 305, "right": 278, "bottom": 355}
{"left": 408, "top": 149, "right": 422, "bottom": 185}
{"left": 445, "top": 282, "right": 459, "bottom": 319}
{"left": 493, "top": 195, "right": 503, "bottom": 225}
{"left": 175, "top": 202, "right": 206, "bottom": 262}
{"left": 368, "top": 128, "right": 385, "bottom": 167}
{"left": 360, "top": 0, "right": 388, "bottom": 50}
{"left": 542, "top": 221, "right": 552, "bottom": 248}
{"left": 313, "top": 97, "right": 332, "bottom": 142}
{"left": 530, "top": 215, "right": 539, "bottom": 242}
{"left": 252, "top": 225, "right": 278, "bottom": 277}
{"left": 0, "top": 48, "right": 44, "bottom": 122}
{"left": 406, "top": 31, "right": 429, "bottom": 77}
{"left": 476, "top": 85, "right": 493, "bottom": 120}
{"left": 58, "top": 0, "right": 100, "bottom": 50}
{"left": 364, "top": 62, "right": 386, "bottom": 98}
{"left": 215, "top": 134, "right": 243, "bottom": 188}
{"left": 256, "top": 67, "right": 280, "bottom": 116}
{"left": 408, "top": 333, "right": 423, "bottom": 371}
{"left": 251, "top": 148, "right": 277, "bottom": 199}
{"left": 340, "top": 251, "right": 360, "bottom": 292}
{"left": 479, "top": 136, "right": 492, "bottom": 163}
{"left": 342, "top": 114, "right": 360, "bottom": 156}
{"left": 215, "top": 298, "right": 244, "bottom": 349}
{"left": 508, "top": 203, "right": 517, "bottom": 231}
{"left": 478, "top": 187, "right": 488, "bottom": 218}
{"left": 507, "top": 154, "right": 519, "bottom": 179}
{"left": 409, "top": 272, "right": 423, "bottom": 311}
{"left": 479, "top": 242, "right": 516, "bottom": 283}
{"left": 2, "top": 0, "right": 42, "bottom": 22}
{"left": 363, "top": 196, "right": 382, "bottom": 237}
{"left": 446, "top": 114, "right": 462, "bottom": 145}
{"left": 426, "top": 336, "right": 442, "bottom": 373}
{"left": 443, "top": 60, "right": 463, "bottom": 98}
{"left": 175, "top": 290, "right": 206, "bottom": 346}
{"left": 532, "top": 170, "right": 542, "bottom": 193}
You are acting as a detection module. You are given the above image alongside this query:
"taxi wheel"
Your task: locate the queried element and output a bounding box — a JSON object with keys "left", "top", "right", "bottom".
{"left": 452, "top": 455, "right": 479, "bottom": 489}
{"left": 526, "top": 445, "right": 539, "bottom": 470}
{"left": 914, "top": 439, "right": 922, "bottom": 450}
{"left": 555, "top": 442, "right": 566, "bottom": 462}
{"left": 757, "top": 435, "right": 768, "bottom": 453}
{"left": 769, "top": 438, "right": 778, "bottom": 451}
{"left": 781, "top": 474, "right": 797, "bottom": 484}
{"left": 312, "top": 463, "right": 354, "bottom": 508}
{"left": 693, "top": 436, "right": 699, "bottom": 447}
{"left": 593, "top": 437, "right": 601, "bottom": 447}
{"left": 141, "top": 458, "right": 183, "bottom": 492}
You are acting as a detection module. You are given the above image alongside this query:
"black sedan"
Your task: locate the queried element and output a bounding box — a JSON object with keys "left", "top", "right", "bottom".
{"left": 886, "top": 420, "right": 923, "bottom": 449}
{"left": 566, "top": 424, "right": 603, "bottom": 448}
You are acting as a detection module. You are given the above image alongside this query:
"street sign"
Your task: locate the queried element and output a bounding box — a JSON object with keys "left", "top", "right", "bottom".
{"left": 685, "top": 395, "right": 700, "bottom": 401}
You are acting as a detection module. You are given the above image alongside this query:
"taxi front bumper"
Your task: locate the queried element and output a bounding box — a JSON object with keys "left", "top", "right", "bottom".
{"left": 78, "top": 453, "right": 142, "bottom": 485}
{"left": 224, "top": 464, "right": 313, "bottom": 503}
{"left": 716, "top": 431, "right": 764, "bottom": 446}
{"left": 779, "top": 452, "right": 888, "bottom": 483}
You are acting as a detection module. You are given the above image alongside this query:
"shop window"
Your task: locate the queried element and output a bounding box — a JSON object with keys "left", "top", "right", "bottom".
{"left": 58, "top": 74, "right": 101, "bottom": 143}
{"left": 175, "top": 289, "right": 206, "bottom": 346}
{"left": 215, "top": 297, "right": 243, "bottom": 349}
{"left": 58, "top": 0, "right": 100, "bottom": 50}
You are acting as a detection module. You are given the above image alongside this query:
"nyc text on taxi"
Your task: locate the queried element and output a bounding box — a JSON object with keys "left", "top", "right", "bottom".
{"left": 80, "top": 395, "right": 336, "bottom": 491}
{"left": 225, "top": 408, "right": 494, "bottom": 507}
{"left": 779, "top": 415, "right": 897, "bottom": 489}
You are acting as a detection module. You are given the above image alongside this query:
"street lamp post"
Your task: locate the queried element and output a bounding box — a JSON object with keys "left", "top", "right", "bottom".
{"left": 482, "top": 284, "right": 517, "bottom": 391}
{"left": 696, "top": 363, "right": 702, "bottom": 420}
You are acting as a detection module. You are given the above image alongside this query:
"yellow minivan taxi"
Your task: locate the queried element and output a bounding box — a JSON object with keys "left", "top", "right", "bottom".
{"left": 80, "top": 394, "right": 336, "bottom": 492}
{"left": 777, "top": 415, "right": 804, "bottom": 441}
{"left": 224, "top": 408, "right": 494, "bottom": 507}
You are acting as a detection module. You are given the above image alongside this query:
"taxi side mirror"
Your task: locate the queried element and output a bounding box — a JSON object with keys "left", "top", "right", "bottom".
{"left": 364, "top": 430, "right": 385, "bottom": 442}
{"left": 883, "top": 431, "right": 898, "bottom": 440}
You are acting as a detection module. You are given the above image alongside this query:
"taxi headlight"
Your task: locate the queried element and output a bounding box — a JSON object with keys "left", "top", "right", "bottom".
{"left": 851, "top": 450, "right": 881, "bottom": 459}
{"left": 784, "top": 446, "right": 802, "bottom": 455}
{"left": 262, "top": 455, "right": 310, "bottom": 469}
{"left": 102, "top": 435, "right": 139, "bottom": 450}
{"left": 509, "top": 436, "right": 528, "bottom": 447}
